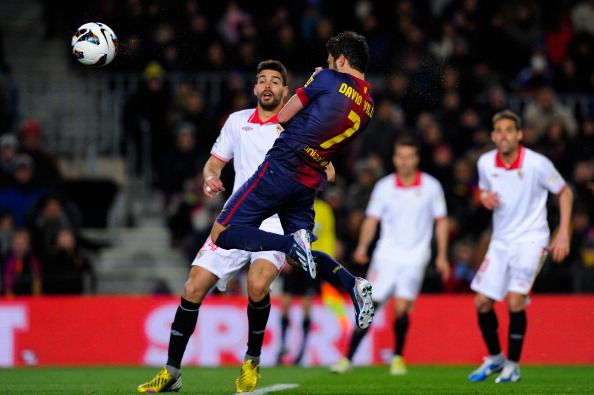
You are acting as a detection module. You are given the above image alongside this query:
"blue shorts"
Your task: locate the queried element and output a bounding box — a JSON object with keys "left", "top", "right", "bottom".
{"left": 216, "top": 160, "right": 316, "bottom": 234}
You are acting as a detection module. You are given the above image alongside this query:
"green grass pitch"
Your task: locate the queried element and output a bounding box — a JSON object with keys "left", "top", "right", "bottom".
{"left": 1, "top": 365, "right": 592, "bottom": 394}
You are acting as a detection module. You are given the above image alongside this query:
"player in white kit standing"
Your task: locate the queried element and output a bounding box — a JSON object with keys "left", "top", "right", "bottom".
{"left": 468, "top": 110, "right": 573, "bottom": 383}
{"left": 138, "top": 60, "right": 292, "bottom": 393}
{"left": 331, "top": 136, "right": 450, "bottom": 375}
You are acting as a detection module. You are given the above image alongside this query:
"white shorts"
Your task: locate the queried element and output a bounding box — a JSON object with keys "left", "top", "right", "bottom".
{"left": 192, "top": 237, "right": 285, "bottom": 292}
{"left": 366, "top": 246, "right": 431, "bottom": 302}
{"left": 471, "top": 237, "right": 549, "bottom": 301}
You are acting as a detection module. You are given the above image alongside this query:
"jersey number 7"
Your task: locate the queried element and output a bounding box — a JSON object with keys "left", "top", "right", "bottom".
{"left": 320, "top": 110, "right": 361, "bottom": 149}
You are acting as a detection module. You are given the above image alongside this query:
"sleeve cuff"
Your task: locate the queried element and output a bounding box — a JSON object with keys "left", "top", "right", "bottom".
{"left": 295, "top": 87, "right": 309, "bottom": 106}
{"left": 210, "top": 152, "right": 230, "bottom": 163}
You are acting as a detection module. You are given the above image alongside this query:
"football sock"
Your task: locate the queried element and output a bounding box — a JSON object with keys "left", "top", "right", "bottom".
{"left": 346, "top": 302, "right": 380, "bottom": 360}
{"left": 508, "top": 310, "right": 527, "bottom": 362}
{"left": 347, "top": 327, "right": 369, "bottom": 360}
{"left": 394, "top": 313, "right": 409, "bottom": 356}
{"left": 246, "top": 294, "right": 271, "bottom": 360}
{"left": 313, "top": 250, "right": 356, "bottom": 291}
{"left": 216, "top": 225, "right": 293, "bottom": 253}
{"left": 478, "top": 310, "right": 501, "bottom": 356}
{"left": 294, "top": 316, "right": 311, "bottom": 364}
{"left": 280, "top": 314, "right": 289, "bottom": 348}
{"left": 166, "top": 297, "right": 200, "bottom": 372}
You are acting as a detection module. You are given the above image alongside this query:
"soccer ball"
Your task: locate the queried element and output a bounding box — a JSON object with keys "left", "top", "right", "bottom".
{"left": 71, "top": 22, "right": 118, "bottom": 66}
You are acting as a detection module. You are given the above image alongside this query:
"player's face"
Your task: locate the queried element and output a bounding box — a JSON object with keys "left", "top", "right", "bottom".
{"left": 393, "top": 145, "right": 419, "bottom": 176}
{"left": 492, "top": 118, "right": 523, "bottom": 155}
{"left": 254, "top": 70, "right": 287, "bottom": 111}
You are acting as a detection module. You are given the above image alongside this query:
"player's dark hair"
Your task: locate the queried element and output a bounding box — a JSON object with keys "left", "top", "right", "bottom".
{"left": 326, "top": 31, "right": 369, "bottom": 73}
{"left": 394, "top": 135, "right": 419, "bottom": 153}
{"left": 492, "top": 110, "right": 522, "bottom": 129}
{"left": 257, "top": 60, "right": 288, "bottom": 86}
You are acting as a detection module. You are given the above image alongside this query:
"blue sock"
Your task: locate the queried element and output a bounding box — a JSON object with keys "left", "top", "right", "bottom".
{"left": 313, "top": 250, "right": 356, "bottom": 291}
{"left": 216, "top": 224, "right": 293, "bottom": 253}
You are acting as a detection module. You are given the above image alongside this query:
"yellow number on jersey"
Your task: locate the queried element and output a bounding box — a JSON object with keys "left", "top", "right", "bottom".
{"left": 320, "top": 110, "right": 361, "bottom": 149}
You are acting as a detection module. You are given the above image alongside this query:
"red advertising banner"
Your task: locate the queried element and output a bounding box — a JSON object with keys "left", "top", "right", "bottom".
{"left": 0, "top": 295, "right": 592, "bottom": 367}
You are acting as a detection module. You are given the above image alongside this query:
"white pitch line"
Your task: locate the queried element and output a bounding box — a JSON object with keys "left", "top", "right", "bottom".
{"left": 236, "top": 383, "right": 299, "bottom": 395}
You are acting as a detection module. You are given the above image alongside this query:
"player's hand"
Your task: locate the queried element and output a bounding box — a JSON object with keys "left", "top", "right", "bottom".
{"left": 204, "top": 175, "right": 225, "bottom": 198}
{"left": 353, "top": 245, "right": 370, "bottom": 265}
{"left": 435, "top": 254, "right": 450, "bottom": 282}
{"left": 549, "top": 233, "right": 570, "bottom": 263}
{"left": 480, "top": 191, "right": 500, "bottom": 210}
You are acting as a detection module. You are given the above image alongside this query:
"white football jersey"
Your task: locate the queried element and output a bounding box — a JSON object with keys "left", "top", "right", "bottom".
{"left": 477, "top": 145, "right": 566, "bottom": 243}
{"left": 366, "top": 172, "right": 447, "bottom": 252}
{"left": 210, "top": 108, "right": 283, "bottom": 232}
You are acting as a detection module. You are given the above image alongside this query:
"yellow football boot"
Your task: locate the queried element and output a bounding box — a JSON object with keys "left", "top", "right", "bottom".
{"left": 235, "top": 359, "right": 261, "bottom": 393}
{"left": 137, "top": 368, "right": 181, "bottom": 393}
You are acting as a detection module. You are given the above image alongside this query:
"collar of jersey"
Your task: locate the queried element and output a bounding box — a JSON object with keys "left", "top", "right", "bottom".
{"left": 495, "top": 144, "right": 525, "bottom": 170}
{"left": 248, "top": 109, "right": 279, "bottom": 125}
{"left": 350, "top": 75, "right": 371, "bottom": 94}
{"left": 395, "top": 171, "right": 422, "bottom": 188}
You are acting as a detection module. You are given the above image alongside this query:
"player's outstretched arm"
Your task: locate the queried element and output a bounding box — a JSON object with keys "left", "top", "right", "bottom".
{"left": 202, "top": 155, "right": 227, "bottom": 198}
{"left": 550, "top": 186, "right": 573, "bottom": 262}
{"left": 278, "top": 94, "right": 305, "bottom": 124}
{"left": 353, "top": 216, "right": 379, "bottom": 264}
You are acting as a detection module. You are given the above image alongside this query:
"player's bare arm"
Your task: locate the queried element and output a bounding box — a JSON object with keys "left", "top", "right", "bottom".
{"left": 277, "top": 94, "right": 305, "bottom": 124}
{"left": 550, "top": 186, "right": 573, "bottom": 262}
{"left": 203, "top": 155, "right": 226, "bottom": 198}
{"left": 353, "top": 216, "right": 379, "bottom": 264}
{"left": 325, "top": 162, "right": 336, "bottom": 183}
{"left": 434, "top": 216, "right": 450, "bottom": 281}
{"left": 479, "top": 190, "right": 500, "bottom": 210}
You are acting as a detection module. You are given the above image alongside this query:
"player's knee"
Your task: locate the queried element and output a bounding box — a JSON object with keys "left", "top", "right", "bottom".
{"left": 507, "top": 293, "right": 526, "bottom": 312}
{"left": 247, "top": 278, "right": 269, "bottom": 302}
{"left": 475, "top": 294, "right": 493, "bottom": 312}
{"left": 183, "top": 278, "right": 208, "bottom": 303}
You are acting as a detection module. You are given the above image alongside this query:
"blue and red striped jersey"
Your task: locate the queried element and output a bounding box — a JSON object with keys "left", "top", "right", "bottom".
{"left": 265, "top": 69, "right": 375, "bottom": 190}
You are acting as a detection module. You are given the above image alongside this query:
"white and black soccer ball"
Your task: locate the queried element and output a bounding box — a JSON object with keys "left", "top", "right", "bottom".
{"left": 71, "top": 22, "right": 118, "bottom": 66}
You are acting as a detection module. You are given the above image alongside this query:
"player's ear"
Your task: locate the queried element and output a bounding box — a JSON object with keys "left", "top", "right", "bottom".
{"left": 517, "top": 129, "right": 524, "bottom": 142}
{"left": 253, "top": 84, "right": 258, "bottom": 97}
{"left": 282, "top": 85, "right": 289, "bottom": 98}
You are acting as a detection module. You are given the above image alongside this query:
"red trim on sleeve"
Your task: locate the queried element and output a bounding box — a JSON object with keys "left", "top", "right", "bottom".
{"left": 209, "top": 152, "right": 230, "bottom": 163}
{"left": 295, "top": 87, "right": 309, "bottom": 106}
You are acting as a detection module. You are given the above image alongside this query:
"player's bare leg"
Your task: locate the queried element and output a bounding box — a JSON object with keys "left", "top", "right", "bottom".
{"left": 235, "top": 259, "right": 279, "bottom": 393}
{"left": 390, "top": 298, "right": 412, "bottom": 375}
{"left": 468, "top": 293, "right": 505, "bottom": 382}
{"left": 137, "top": 267, "right": 217, "bottom": 393}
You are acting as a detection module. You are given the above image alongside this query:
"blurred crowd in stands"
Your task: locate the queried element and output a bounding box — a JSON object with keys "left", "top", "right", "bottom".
{"left": 0, "top": 0, "right": 593, "bottom": 295}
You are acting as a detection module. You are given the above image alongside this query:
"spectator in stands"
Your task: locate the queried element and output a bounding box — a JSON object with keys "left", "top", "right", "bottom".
{"left": 2, "top": 228, "right": 42, "bottom": 296}
{"left": 0, "top": 133, "right": 18, "bottom": 187}
{"left": 357, "top": 98, "right": 404, "bottom": 173}
{"left": 159, "top": 123, "right": 206, "bottom": 206}
{"left": 26, "top": 195, "right": 74, "bottom": 264}
{"left": 43, "top": 228, "right": 93, "bottom": 294}
{"left": 514, "top": 48, "right": 555, "bottom": 93}
{"left": 18, "top": 120, "right": 61, "bottom": 189}
{"left": 535, "top": 119, "right": 574, "bottom": 177}
{"left": 123, "top": 61, "right": 172, "bottom": 177}
{"left": 523, "top": 87, "right": 578, "bottom": 139}
{"left": 0, "top": 210, "right": 14, "bottom": 262}
{"left": 0, "top": 154, "right": 45, "bottom": 227}
{"left": 347, "top": 158, "right": 384, "bottom": 212}
{"left": 171, "top": 87, "right": 215, "bottom": 156}
{"left": 444, "top": 239, "right": 476, "bottom": 293}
